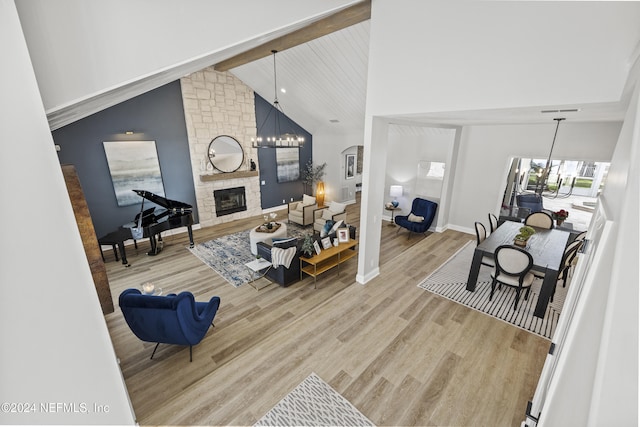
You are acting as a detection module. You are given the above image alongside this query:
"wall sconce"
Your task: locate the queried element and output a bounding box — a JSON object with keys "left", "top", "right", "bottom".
{"left": 125, "top": 131, "right": 134, "bottom": 135}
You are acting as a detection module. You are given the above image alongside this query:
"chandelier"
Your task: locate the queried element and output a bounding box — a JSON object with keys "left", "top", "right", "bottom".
{"left": 251, "top": 50, "right": 305, "bottom": 149}
{"left": 512, "top": 117, "right": 577, "bottom": 199}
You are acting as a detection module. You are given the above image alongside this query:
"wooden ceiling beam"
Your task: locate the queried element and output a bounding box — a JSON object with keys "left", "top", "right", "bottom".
{"left": 214, "top": 0, "right": 370, "bottom": 71}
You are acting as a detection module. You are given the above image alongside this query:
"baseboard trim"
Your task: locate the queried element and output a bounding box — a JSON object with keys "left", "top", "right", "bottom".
{"left": 356, "top": 267, "right": 380, "bottom": 284}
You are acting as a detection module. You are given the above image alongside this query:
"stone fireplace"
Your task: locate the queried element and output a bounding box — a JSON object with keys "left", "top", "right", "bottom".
{"left": 180, "top": 67, "right": 262, "bottom": 227}
{"left": 214, "top": 187, "right": 247, "bottom": 216}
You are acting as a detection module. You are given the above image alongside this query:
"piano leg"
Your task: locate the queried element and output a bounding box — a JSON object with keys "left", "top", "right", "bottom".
{"left": 187, "top": 225, "right": 194, "bottom": 248}
{"left": 117, "top": 241, "right": 129, "bottom": 266}
{"left": 147, "top": 233, "right": 163, "bottom": 256}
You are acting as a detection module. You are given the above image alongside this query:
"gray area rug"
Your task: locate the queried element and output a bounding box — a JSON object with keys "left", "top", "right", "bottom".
{"left": 254, "top": 372, "right": 375, "bottom": 427}
{"left": 188, "top": 222, "right": 309, "bottom": 288}
{"left": 418, "top": 241, "right": 566, "bottom": 339}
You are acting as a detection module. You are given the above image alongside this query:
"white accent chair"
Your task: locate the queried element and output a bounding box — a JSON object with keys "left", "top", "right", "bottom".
{"left": 490, "top": 245, "right": 535, "bottom": 310}
{"left": 287, "top": 194, "right": 317, "bottom": 227}
{"left": 474, "top": 222, "right": 494, "bottom": 268}
{"left": 488, "top": 213, "right": 498, "bottom": 233}
{"left": 313, "top": 201, "right": 347, "bottom": 233}
{"left": 525, "top": 211, "right": 554, "bottom": 229}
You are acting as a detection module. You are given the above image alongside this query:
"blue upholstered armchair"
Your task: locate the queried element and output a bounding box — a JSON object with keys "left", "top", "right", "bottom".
{"left": 119, "top": 289, "right": 221, "bottom": 362}
{"left": 516, "top": 193, "right": 544, "bottom": 213}
{"left": 394, "top": 198, "right": 438, "bottom": 238}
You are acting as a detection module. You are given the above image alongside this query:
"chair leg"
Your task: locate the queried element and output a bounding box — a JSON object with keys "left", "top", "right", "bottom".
{"left": 561, "top": 268, "right": 569, "bottom": 288}
{"left": 490, "top": 278, "right": 497, "bottom": 301}
{"left": 189, "top": 346, "right": 193, "bottom": 362}
{"left": 514, "top": 288, "right": 521, "bottom": 310}
{"left": 150, "top": 343, "right": 160, "bottom": 360}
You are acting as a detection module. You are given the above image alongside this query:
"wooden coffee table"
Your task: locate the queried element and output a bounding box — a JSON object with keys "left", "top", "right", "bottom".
{"left": 299, "top": 239, "right": 358, "bottom": 288}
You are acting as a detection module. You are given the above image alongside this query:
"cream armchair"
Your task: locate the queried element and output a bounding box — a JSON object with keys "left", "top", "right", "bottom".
{"left": 313, "top": 201, "right": 347, "bottom": 233}
{"left": 288, "top": 194, "right": 317, "bottom": 227}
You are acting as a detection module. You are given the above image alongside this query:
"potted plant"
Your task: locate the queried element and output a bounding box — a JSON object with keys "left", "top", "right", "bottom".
{"left": 514, "top": 225, "right": 536, "bottom": 247}
{"left": 301, "top": 234, "right": 315, "bottom": 257}
{"left": 552, "top": 209, "right": 569, "bottom": 226}
{"left": 302, "top": 160, "right": 327, "bottom": 195}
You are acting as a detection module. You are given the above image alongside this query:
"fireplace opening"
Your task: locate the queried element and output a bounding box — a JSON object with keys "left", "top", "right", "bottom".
{"left": 214, "top": 187, "right": 247, "bottom": 216}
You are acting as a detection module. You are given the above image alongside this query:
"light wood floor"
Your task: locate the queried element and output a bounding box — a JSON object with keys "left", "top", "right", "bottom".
{"left": 104, "top": 196, "right": 549, "bottom": 426}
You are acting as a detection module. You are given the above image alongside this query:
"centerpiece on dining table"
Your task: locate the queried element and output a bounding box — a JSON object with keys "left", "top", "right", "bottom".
{"left": 513, "top": 225, "right": 536, "bottom": 247}
{"left": 552, "top": 209, "right": 569, "bottom": 226}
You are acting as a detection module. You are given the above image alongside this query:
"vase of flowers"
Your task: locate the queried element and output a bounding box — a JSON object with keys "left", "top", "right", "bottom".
{"left": 552, "top": 209, "right": 569, "bottom": 226}
{"left": 514, "top": 225, "right": 536, "bottom": 247}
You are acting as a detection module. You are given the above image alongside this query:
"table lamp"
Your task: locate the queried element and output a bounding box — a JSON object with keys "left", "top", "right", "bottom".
{"left": 389, "top": 185, "right": 402, "bottom": 207}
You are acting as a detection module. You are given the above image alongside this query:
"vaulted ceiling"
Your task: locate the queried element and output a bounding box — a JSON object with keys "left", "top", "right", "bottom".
{"left": 223, "top": 2, "right": 632, "bottom": 134}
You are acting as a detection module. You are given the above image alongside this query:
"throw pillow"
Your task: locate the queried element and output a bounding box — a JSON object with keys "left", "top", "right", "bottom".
{"left": 322, "top": 209, "right": 334, "bottom": 221}
{"left": 295, "top": 202, "right": 303, "bottom": 212}
{"left": 303, "top": 194, "right": 316, "bottom": 206}
{"left": 321, "top": 220, "right": 335, "bottom": 238}
{"left": 408, "top": 213, "right": 424, "bottom": 223}
{"left": 330, "top": 219, "right": 344, "bottom": 234}
{"left": 271, "top": 246, "right": 296, "bottom": 269}
{"left": 272, "top": 237, "right": 297, "bottom": 249}
{"left": 328, "top": 201, "right": 346, "bottom": 214}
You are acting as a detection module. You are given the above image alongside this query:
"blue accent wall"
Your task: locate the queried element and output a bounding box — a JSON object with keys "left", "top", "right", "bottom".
{"left": 53, "top": 81, "right": 197, "bottom": 237}
{"left": 255, "top": 93, "right": 313, "bottom": 208}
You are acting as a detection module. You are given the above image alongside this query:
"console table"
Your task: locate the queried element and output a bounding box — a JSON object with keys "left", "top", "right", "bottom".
{"left": 300, "top": 239, "right": 358, "bottom": 288}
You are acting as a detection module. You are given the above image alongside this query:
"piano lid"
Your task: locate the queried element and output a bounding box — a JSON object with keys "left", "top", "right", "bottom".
{"left": 133, "top": 190, "right": 192, "bottom": 213}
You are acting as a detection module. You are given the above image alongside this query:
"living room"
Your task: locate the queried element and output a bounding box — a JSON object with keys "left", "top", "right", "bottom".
{"left": 3, "top": 1, "right": 638, "bottom": 426}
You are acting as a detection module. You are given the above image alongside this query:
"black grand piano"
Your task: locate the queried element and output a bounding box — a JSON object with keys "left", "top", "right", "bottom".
{"left": 98, "top": 190, "right": 194, "bottom": 266}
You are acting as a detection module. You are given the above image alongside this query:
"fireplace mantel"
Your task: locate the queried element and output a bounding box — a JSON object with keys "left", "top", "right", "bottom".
{"left": 200, "top": 171, "right": 259, "bottom": 182}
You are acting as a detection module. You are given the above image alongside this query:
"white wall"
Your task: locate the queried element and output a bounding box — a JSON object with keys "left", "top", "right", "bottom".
{"left": 539, "top": 72, "right": 639, "bottom": 427}
{"left": 385, "top": 125, "right": 456, "bottom": 229}
{"left": 449, "top": 122, "right": 621, "bottom": 234}
{"left": 313, "top": 129, "right": 364, "bottom": 203}
{"left": 0, "top": 1, "right": 134, "bottom": 424}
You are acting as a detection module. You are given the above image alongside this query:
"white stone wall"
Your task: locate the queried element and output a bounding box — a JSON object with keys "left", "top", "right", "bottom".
{"left": 180, "top": 67, "right": 262, "bottom": 227}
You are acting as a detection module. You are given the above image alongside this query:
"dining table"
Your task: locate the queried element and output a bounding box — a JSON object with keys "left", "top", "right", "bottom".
{"left": 466, "top": 221, "right": 570, "bottom": 318}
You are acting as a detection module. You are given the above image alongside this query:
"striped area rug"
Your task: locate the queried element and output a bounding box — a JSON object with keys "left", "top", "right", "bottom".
{"left": 254, "top": 373, "right": 374, "bottom": 427}
{"left": 418, "top": 241, "right": 566, "bottom": 339}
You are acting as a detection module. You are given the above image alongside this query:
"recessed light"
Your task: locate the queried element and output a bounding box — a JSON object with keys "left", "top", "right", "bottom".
{"left": 280, "top": 88, "right": 286, "bottom": 94}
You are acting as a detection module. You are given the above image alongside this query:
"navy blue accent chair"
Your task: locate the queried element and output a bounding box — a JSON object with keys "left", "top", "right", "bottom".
{"left": 119, "top": 289, "right": 220, "bottom": 362}
{"left": 394, "top": 198, "right": 438, "bottom": 238}
{"left": 516, "top": 193, "right": 544, "bottom": 213}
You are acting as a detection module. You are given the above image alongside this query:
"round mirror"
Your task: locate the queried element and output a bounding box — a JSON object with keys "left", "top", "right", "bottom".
{"left": 208, "top": 135, "right": 244, "bottom": 173}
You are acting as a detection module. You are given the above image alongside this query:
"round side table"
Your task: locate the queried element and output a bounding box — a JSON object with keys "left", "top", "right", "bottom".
{"left": 385, "top": 206, "right": 400, "bottom": 226}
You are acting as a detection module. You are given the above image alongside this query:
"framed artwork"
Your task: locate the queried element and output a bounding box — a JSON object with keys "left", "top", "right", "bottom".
{"left": 313, "top": 240, "right": 322, "bottom": 255}
{"left": 337, "top": 228, "right": 349, "bottom": 243}
{"left": 103, "top": 141, "right": 165, "bottom": 206}
{"left": 321, "top": 236, "right": 332, "bottom": 250}
{"left": 345, "top": 154, "right": 356, "bottom": 179}
{"left": 276, "top": 147, "right": 300, "bottom": 183}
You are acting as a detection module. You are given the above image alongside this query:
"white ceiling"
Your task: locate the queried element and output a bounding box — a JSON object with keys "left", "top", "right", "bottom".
{"left": 230, "top": 20, "right": 370, "bottom": 135}
{"left": 230, "top": 19, "right": 630, "bottom": 135}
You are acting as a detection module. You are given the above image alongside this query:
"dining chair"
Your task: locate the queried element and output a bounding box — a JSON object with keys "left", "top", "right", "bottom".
{"left": 532, "top": 239, "right": 583, "bottom": 302}
{"left": 474, "top": 222, "right": 494, "bottom": 267}
{"left": 490, "top": 245, "right": 535, "bottom": 310}
{"left": 525, "top": 211, "right": 554, "bottom": 229}
{"left": 516, "top": 207, "right": 531, "bottom": 219}
{"left": 488, "top": 213, "right": 498, "bottom": 233}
